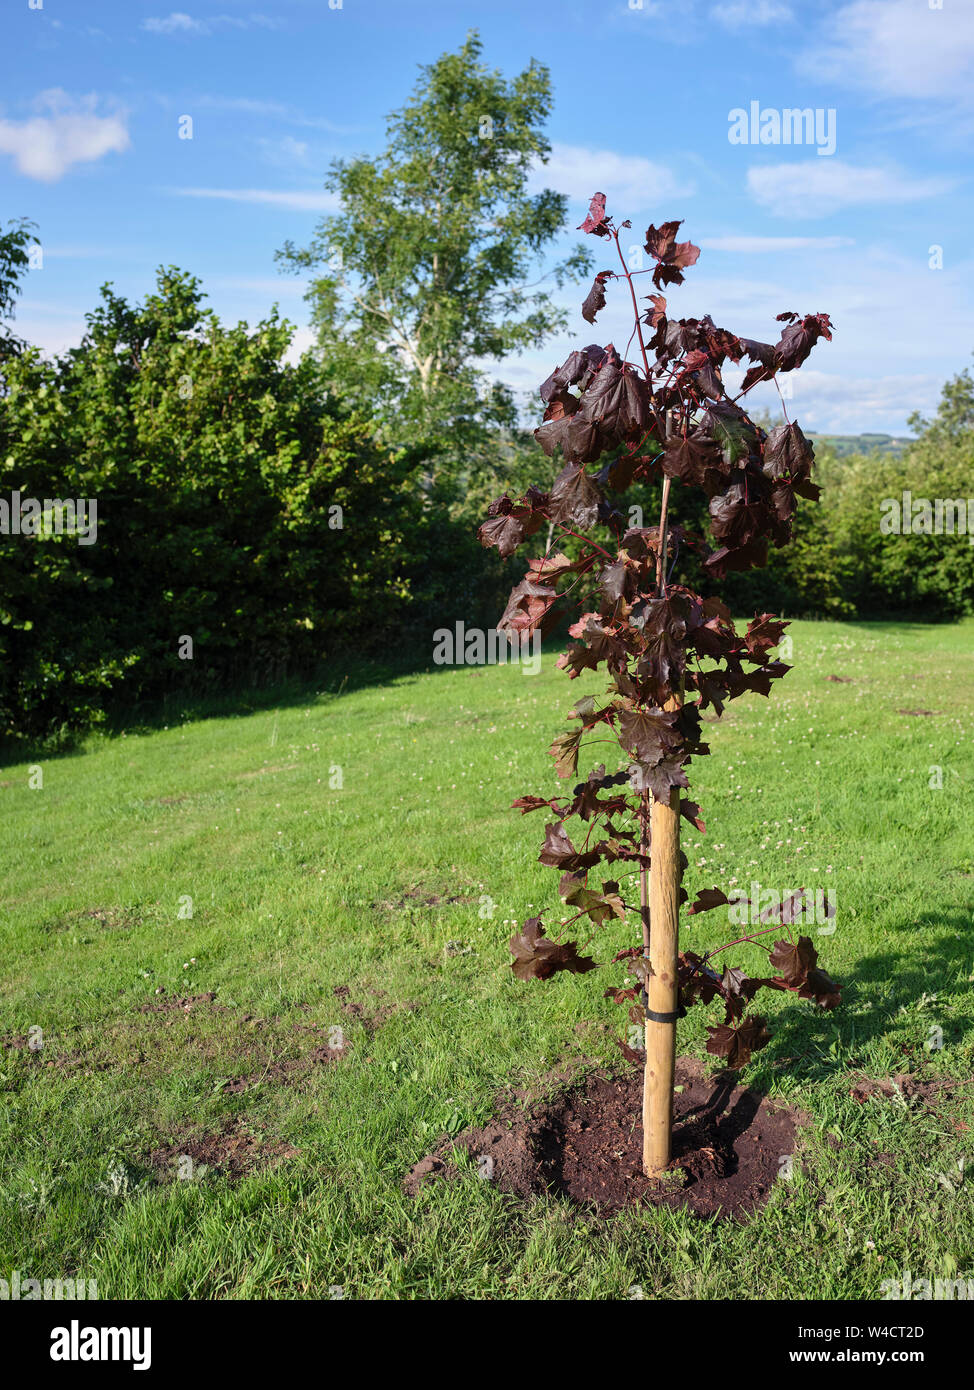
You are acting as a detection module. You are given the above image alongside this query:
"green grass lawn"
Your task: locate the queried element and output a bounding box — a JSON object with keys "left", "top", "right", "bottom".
{"left": 2, "top": 617, "right": 974, "bottom": 1300}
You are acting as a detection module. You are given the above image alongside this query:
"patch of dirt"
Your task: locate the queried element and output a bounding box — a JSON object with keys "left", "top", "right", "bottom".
{"left": 897, "top": 708, "right": 937, "bottom": 717}
{"left": 374, "top": 886, "right": 475, "bottom": 912}
{"left": 849, "top": 1072, "right": 973, "bottom": 1107}
{"left": 157, "top": 795, "right": 188, "bottom": 806}
{"left": 1, "top": 1036, "right": 115, "bottom": 1075}
{"left": 7, "top": 992, "right": 360, "bottom": 1091}
{"left": 146, "top": 1117, "right": 299, "bottom": 1183}
{"left": 2, "top": 1027, "right": 113, "bottom": 1073}
{"left": 826, "top": 674, "right": 853, "bottom": 683}
{"left": 36, "top": 1051, "right": 115, "bottom": 1076}
{"left": 80, "top": 907, "right": 141, "bottom": 931}
{"left": 138, "top": 991, "right": 228, "bottom": 1016}
{"left": 220, "top": 1040, "right": 348, "bottom": 1094}
{"left": 331, "top": 984, "right": 416, "bottom": 1030}
{"left": 405, "top": 1059, "right": 799, "bottom": 1220}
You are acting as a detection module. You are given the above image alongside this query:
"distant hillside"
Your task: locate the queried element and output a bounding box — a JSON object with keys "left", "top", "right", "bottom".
{"left": 808, "top": 432, "right": 912, "bottom": 458}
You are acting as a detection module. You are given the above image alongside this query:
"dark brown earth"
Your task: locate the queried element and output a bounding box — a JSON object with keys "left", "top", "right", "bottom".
{"left": 147, "top": 1117, "right": 299, "bottom": 1182}
{"left": 405, "top": 1058, "right": 801, "bottom": 1220}
{"left": 332, "top": 983, "right": 410, "bottom": 1030}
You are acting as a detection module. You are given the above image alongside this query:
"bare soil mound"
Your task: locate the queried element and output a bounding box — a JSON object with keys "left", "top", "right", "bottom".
{"left": 405, "top": 1058, "right": 800, "bottom": 1220}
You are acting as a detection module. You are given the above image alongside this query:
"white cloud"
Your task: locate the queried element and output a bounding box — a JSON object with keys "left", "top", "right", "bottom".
{"left": 721, "top": 368, "right": 939, "bottom": 434}
{"left": 701, "top": 235, "right": 853, "bottom": 252}
{"left": 799, "top": 0, "right": 974, "bottom": 103}
{"left": 284, "top": 326, "right": 317, "bottom": 367}
{"left": 620, "top": 0, "right": 700, "bottom": 23}
{"left": 0, "top": 90, "right": 129, "bottom": 183}
{"left": 143, "top": 11, "right": 205, "bottom": 32}
{"left": 747, "top": 160, "right": 955, "bottom": 218}
{"left": 143, "top": 12, "right": 280, "bottom": 36}
{"left": 10, "top": 303, "right": 89, "bottom": 359}
{"left": 711, "top": 1, "right": 791, "bottom": 30}
{"left": 168, "top": 186, "right": 339, "bottom": 211}
{"left": 531, "top": 141, "right": 692, "bottom": 214}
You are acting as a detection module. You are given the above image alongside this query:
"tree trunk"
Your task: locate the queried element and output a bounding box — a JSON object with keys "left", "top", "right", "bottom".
{"left": 642, "top": 689, "right": 683, "bottom": 1177}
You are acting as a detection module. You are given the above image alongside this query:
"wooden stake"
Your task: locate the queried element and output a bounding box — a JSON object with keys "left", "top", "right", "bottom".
{"left": 642, "top": 690, "right": 683, "bottom": 1177}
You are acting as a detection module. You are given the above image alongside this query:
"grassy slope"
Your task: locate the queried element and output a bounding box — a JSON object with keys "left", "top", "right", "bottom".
{"left": 1, "top": 618, "right": 973, "bottom": 1300}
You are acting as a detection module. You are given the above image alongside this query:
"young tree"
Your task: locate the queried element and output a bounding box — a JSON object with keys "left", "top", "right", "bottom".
{"left": 276, "top": 31, "right": 590, "bottom": 472}
{"left": 478, "top": 194, "right": 840, "bottom": 1177}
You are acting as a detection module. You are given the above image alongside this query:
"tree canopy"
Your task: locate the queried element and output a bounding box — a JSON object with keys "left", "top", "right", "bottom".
{"left": 276, "top": 31, "right": 591, "bottom": 461}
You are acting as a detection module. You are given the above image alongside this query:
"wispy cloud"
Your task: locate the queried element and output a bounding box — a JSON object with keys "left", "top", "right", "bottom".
{"left": 700, "top": 235, "right": 854, "bottom": 252}
{"left": 186, "top": 95, "right": 357, "bottom": 135}
{"left": 143, "top": 12, "right": 281, "bottom": 36}
{"left": 799, "top": 0, "right": 974, "bottom": 104}
{"left": 256, "top": 136, "right": 312, "bottom": 169}
{"left": 143, "top": 11, "right": 206, "bottom": 32}
{"left": 0, "top": 90, "right": 129, "bottom": 182}
{"left": 168, "top": 186, "right": 339, "bottom": 212}
{"left": 747, "top": 160, "right": 956, "bottom": 218}
{"left": 40, "top": 244, "right": 126, "bottom": 260}
{"left": 531, "top": 141, "right": 693, "bottom": 213}
{"left": 711, "top": 1, "right": 792, "bottom": 30}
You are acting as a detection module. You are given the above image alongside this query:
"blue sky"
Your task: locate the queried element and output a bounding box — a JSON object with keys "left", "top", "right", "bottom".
{"left": 3, "top": 0, "right": 972, "bottom": 434}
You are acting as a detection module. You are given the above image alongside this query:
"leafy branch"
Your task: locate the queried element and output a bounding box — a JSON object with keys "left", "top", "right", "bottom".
{"left": 478, "top": 190, "right": 839, "bottom": 1075}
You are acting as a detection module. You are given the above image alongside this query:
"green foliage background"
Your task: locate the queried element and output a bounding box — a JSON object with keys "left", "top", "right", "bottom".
{"left": 2, "top": 255, "right": 973, "bottom": 741}
{"left": 0, "top": 268, "right": 515, "bottom": 740}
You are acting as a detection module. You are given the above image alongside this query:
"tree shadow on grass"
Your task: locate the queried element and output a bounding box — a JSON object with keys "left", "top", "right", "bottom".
{"left": 2, "top": 615, "right": 961, "bottom": 769}
{"left": 753, "top": 905, "right": 974, "bottom": 1084}
{"left": 0, "top": 633, "right": 573, "bottom": 770}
